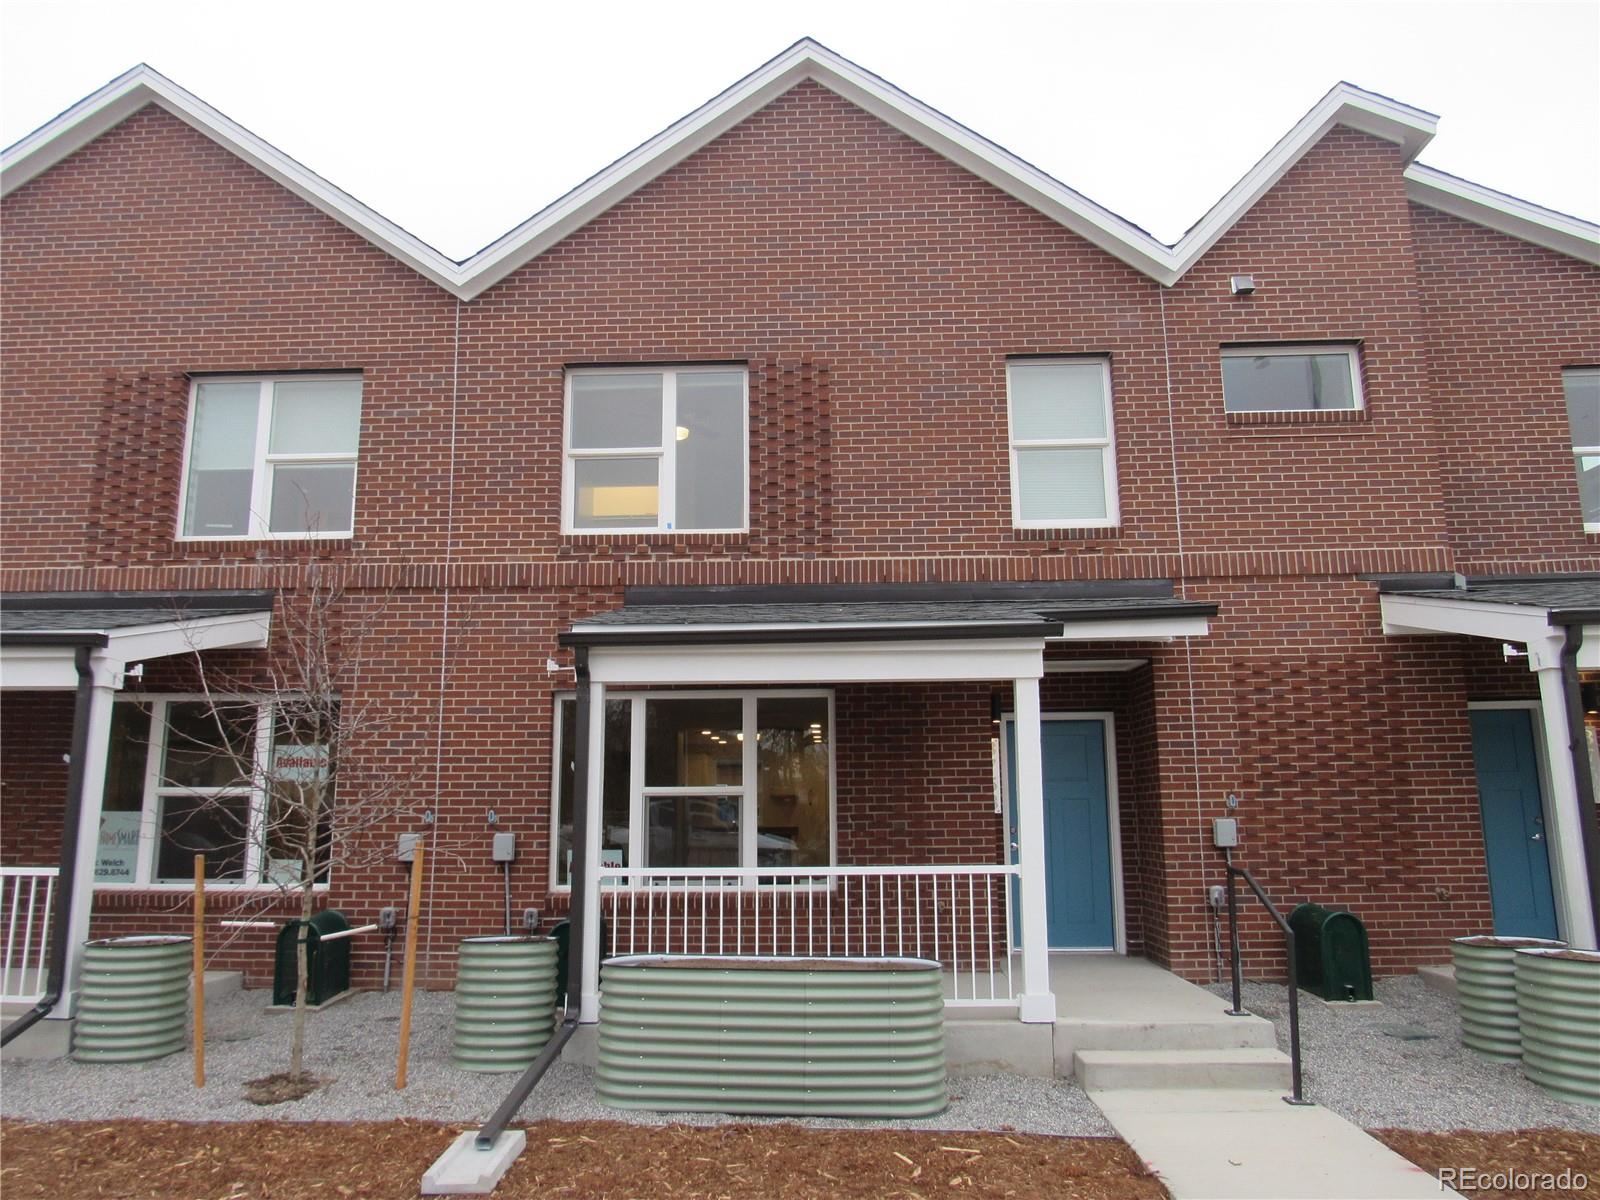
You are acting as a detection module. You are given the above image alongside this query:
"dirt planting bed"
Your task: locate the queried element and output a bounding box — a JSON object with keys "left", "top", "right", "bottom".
{"left": 0, "top": 1118, "right": 1167, "bottom": 1199}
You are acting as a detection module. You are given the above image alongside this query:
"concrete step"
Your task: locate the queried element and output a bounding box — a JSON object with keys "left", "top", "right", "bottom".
{"left": 1075, "top": 1046, "right": 1293, "bottom": 1091}
{"left": 1055, "top": 1015, "right": 1280, "bottom": 1077}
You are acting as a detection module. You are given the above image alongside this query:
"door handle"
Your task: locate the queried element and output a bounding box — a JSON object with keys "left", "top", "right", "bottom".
{"left": 1530, "top": 833, "right": 1544, "bottom": 841}
{"left": 1009, "top": 841, "right": 1020, "bottom": 853}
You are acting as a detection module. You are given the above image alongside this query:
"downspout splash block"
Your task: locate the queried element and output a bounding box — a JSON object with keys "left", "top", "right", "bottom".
{"left": 421, "top": 1129, "right": 526, "bottom": 1195}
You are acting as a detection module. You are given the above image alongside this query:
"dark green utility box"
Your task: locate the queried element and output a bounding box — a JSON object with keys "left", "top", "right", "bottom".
{"left": 1289, "top": 903, "right": 1373, "bottom": 1001}
{"left": 273, "top": 909, "right": 352, "bottom": 1006}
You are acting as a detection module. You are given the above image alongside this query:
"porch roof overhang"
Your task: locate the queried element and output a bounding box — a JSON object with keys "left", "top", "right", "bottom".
{"left": 0, "top": 591, "right": 274, "bottom": 689}
{"left": 1378, "top": 577, "right": 1600, "bottom": 669}
{"left": 561, "top": 593, "right": 1216, "bottom": 685}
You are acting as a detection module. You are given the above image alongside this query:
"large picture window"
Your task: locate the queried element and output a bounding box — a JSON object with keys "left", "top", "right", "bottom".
{"left": 563, "top": 367, "right": 748, "bottom": 533}
{"left": 1006, "top": 358, "right": 1119, "bottom": 528}
{"left": 551, "top": 691, "right": 833, "bottom": 886}
{"left": 94, "top": 697, "right": 333, "bottom": 886}
{"left": 179, "top": 375, "right": 362, "bottom": 539}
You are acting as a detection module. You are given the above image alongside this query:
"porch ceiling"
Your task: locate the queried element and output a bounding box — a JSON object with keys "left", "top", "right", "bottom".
{"left": 0, "top": 591, "right": 273, "bottom": 689}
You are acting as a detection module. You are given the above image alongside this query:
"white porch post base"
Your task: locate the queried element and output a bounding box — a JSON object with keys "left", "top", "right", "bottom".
{"left": 54, "top": 654, "right": 117, "bottom": 1018}
{"left": 1012, "top": 674, "right": 1056, "bottom": 1024}
{"left": 1531, "top": 637, "right": 1598, "bottom": 949}
{"left": 579, "top": 679, "right": 606, "bottom": 1023}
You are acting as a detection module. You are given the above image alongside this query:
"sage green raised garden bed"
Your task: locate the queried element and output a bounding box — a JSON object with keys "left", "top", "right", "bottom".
{"left": 1451, "top": 935, "right": 1565, "bottom": 1061}
{"left": 597, "top": 955, "right": 947, "bottom": 1118}
{"left": 452, "top": 935, "right": 558, "bottom": 1072}
{"left": 1514, "top": 947, "right": 1600, "bottom": 1106}
{"left": 73, "top": 935, "right": 191, "bottom": 1063}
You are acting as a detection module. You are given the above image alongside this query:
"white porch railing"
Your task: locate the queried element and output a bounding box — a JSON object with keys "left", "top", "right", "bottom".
{"left": 597, "top": 864, "right": 1019, "bottom": 1006}
{"left": 1, "top": 867, "right": 58, "bottom": 1003}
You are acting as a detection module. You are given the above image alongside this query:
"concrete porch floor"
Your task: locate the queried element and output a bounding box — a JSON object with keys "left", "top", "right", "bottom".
{"left": 943, "top": 953, "right": 1282, "bottom": 1080}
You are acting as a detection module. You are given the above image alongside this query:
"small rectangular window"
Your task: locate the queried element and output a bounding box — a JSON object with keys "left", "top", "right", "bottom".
{"left": 179, "top": 376, "right": 362, "bottom": 539}
{"left": 1006, "top": 358, "right": 1118, "bottom": 528}
{"left": 564, "top": 366, "right": 748, "bottom": 533}
{"left": 1564, "top": 367, "right": 1600, "bottom": 530}
{"left": 1221, "top": 345, "right": 1363, "bottom": 413}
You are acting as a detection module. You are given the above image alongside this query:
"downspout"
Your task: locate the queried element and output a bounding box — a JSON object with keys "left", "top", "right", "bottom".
{"left": 472, "top": 644, "right": 590, "bottom": 1148}
{"left": 1, "top": 643, "right": 95, "bottom": 1046}
{"left": 1556, "top": 620, "right": 1600, "bottom": 946}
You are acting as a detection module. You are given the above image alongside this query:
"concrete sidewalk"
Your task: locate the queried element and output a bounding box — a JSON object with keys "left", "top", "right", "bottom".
{"left": 1091, "top": 1087, "right": 1462, "bottom": 1199}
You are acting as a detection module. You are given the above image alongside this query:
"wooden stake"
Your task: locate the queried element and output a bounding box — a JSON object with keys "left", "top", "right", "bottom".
{"left": 395, "top": 841, "right": 426, "bottom": 1089}
{"left": 193, "top": 853, "right": 206, "bottom": 1088}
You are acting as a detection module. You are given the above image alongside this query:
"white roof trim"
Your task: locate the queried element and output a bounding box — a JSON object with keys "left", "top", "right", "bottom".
{"left": 4, "top": 42, "right": 1592, "bottom": 298}
{"left": 0, "top": 610, "right": 271, "bottom": 690}
{"left": 1403, "top": 164, "right": 1600, "bottom": 265}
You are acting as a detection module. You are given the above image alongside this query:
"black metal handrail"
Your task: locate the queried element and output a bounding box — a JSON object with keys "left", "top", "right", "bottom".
{"left": 1222, "top": 848, "right": 1311, "bottom": 1105}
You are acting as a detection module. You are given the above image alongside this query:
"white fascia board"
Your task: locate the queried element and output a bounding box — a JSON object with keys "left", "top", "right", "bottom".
{"left": 1161, "top": 83, "right": 1437, "bottom": 283}
{"left": 0, "top": 65, "right": 467, "bottom": 295}
{"left": 1403, "top": 164, "right": 1600, "bottom": 265}
{"left": 103, "top": 610, "right": 272, "bottom": 664}
{"left": 0, "top": 646, "right": 81, "bottom": 690}
{"left": 1379, "top": 593, "right": 1552, "bottom": 645}
{"left": 1047, "top": 616, "right": 1210, "bottom": 641}
{"left": 570, "top": 619, "right": 1040, "bottom": 635}
{"left": 588, "top": 637, "right": 1045, "bottom": 685}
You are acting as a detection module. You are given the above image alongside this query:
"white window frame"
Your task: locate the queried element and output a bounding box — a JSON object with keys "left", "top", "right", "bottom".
{"left": 175, "top": 374, "right": 362, "bottom": 541}
{"left": 94, "top": 694, "right": 331, "bottom": 892}
{"left": 1219, "top": 343, "right": 1365, "bottom": 414}
{"left": 548, "top": 688, "right": 837, "bottom": 892}
{"left": 561, "top": 365, "right": 750, "bottom": 535}
{"left": 1005, "top": 357, "right": 1120, "bottom": 530}
{"left": 1563, "top": 367, "right": 1600, "bottom": 533}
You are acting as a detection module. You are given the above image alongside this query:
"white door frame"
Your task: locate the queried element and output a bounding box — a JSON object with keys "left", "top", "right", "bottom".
{"left": 1466, "top": 699, "right": 1564, "bottom": 939}
{"left": 999, "top": 710, "right": 1126, "bottom": 954}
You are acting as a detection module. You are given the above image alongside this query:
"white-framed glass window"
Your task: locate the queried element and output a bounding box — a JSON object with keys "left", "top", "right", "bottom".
{"left": 1563, "top": 367, "right": 1600, "bottom": 531}
{"left": 550, "top": 690, "right": 834, "bottom": 887}
{"left": 1220, "top": 344, "right": 1363, "bottom": 413}
{"left": 178, "top": 375, "right": 363, "bottom": 539}
{"left": 1006, "top": 357, "right": 1119, "bottom": 528}
{"left": 563, "top": 366, "right": 748, "bottom": 533}
{"left": 94, "top": 696, "right": 333, "bottom": 887}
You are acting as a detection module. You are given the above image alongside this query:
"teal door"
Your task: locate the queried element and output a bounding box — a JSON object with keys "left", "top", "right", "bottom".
{"left": 1005, "top": 719, "right": 1117, "bottom": 949}
{"left": 1469, "top": 708, "right": 1558, "bottom": 940}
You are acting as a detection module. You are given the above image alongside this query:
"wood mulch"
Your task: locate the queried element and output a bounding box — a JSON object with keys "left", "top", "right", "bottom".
{"left": 0, "top": 1119, "right": 1167, "bottom": 1199}
{"left": 1372, "top": 1129, "right": 1600, "bottom": 1199}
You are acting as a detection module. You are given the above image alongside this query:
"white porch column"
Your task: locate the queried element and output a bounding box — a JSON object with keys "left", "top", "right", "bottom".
{"left": 56, "top": 652, "right": 118, "bottom": 1018}
{"left": 579, "top": 678, "right": 606, "bottom": 1023}
{"left": 1530, "top": 633, "right": 1597, "bottom": 949}
{"left": 1012, "top": 675, "right": 1056, "bottom": 1023}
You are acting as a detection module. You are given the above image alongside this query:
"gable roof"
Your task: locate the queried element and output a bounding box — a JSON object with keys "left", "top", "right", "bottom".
{"left": 4, "top": 39, "right": 1596, "bottom": 299}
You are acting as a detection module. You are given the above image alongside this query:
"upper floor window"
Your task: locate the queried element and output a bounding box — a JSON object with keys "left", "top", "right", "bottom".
{"left": 1221, "top": 345, "right": 1363, "bottom": 413}
{"left": 1565, "top": 367, "right": 1600, "bottom": 531}
{"left": 563, "top": 366, "right": 748, "bottom": 534}
{"left": 1005, "top": 358, "right": 1119, "bottom": 528}
{"left": 179, "top": 376, "right": 362, "bottom": 539}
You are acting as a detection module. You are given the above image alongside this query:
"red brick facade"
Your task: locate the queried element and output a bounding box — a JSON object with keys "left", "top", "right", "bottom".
{"left": 2, "top": 77, "right": 1596, "bottom": 988}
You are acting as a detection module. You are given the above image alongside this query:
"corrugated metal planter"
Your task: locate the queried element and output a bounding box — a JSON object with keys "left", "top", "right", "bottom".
{"left": 73, "top": 935, "right": 191, "bottom": 1063}
{"left": 1514, "top": 947, "right": 1600, "bottom": 1106}
{"left": 1451, "top": 935, "right": 1565, "bottom": 1060}
{"left": 597, "top": 955, "right": 947, "bottom": 1118}
{"left": 452, "top": 935, "right": 558, "bottom": 1073}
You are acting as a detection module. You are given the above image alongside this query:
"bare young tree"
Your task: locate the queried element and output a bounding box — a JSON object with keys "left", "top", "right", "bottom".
{"left": 162, "top": 564, "right": 435, "bottom": 1087}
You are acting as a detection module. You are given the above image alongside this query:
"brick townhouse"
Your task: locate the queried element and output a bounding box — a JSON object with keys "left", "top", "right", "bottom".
{"left": 1, "top": 41, "right": 1596, "bottom": 1041}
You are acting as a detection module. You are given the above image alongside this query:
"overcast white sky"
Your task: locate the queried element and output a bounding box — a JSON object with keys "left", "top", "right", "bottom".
{"left": 3, "top": 0, "right": 1596, "bottom": 260}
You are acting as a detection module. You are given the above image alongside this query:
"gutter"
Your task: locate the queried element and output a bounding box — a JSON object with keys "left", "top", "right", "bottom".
{"left": 1553, "top": 619, "right": 1600, "bottom": 945}
{"left": 1, "top": 643, "right": 95, "bottom": 1045}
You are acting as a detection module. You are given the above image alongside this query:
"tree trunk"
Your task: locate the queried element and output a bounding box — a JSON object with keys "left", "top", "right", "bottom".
{"left": 290, "top": 878, "right": 314, "bottom": 1080}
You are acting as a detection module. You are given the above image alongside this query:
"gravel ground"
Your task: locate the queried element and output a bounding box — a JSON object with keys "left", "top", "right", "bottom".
{"left": 1209, "top": 973, "right": 1600, "bottom": 1133}
{"left": 0, "top": 985, "right": 1112, "bottom": 1136}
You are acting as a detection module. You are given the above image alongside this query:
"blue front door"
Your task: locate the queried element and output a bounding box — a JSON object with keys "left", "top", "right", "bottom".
{"left": 1469, "top": 708, "right": 1558, "bottom": 939}
{"left": 1006, "top": 719, "right": 1117, "bottom": 949}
